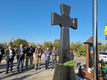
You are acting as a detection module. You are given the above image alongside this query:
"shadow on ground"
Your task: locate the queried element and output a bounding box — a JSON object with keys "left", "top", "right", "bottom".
{"left": 0, "top": 61, "right": 53, "bottom": 80}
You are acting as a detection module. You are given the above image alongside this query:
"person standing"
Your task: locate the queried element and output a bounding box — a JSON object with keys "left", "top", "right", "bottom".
{"left": 26, "top": 43, "right": 35, "bottom": 69}
{"left": 0, "top": 43, "right": 4, "bottom": 65}
{"left": 35, "top": 45, "right": 43, "bottom": 70}
{"left": 17, "top": 44, "right": 26, "bottom": 73}
{"left": 70, "top": 49, "right": 74, "bottom": 61}
{"left": 44, "top": 47, "right": 51, "bottom": 70}
{"left": 5, "top": 46, "right": 15, "bottom": 74}
{"left": 51, "top": 46, "right": 58, "bottom": 69}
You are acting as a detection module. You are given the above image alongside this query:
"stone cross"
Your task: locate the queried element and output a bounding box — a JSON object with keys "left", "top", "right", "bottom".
{"left": 51, "top": 4, "right": 77, "bottom": 63}
{"left": 51, "top": 4, "right": 77, "bottom": 80}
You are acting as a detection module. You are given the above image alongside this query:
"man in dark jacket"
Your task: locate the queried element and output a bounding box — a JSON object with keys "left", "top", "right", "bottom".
{"left": 35, "top": 45, "right": 43, "bottom": 70}
{"left": 26, "top": 43, "right": 35, "bottom": 69}
{"left": 51, "top": 46, "right": 58, "bottom": 69}
{"left": 0, "top": 43, "right": 4, "bottom": 65}
{"left": 16, "top": 44, "right": 26, "bottom": 72}
{"left": 5, "top": 46, "right": 15, "bottom": 74}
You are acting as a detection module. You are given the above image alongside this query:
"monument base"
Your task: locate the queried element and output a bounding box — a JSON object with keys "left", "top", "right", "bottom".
{"left": 53, "top": 64, "right": 76, "bottom": 80}
{"left": 81, "top": 69, "right": 104, "bottom": 80}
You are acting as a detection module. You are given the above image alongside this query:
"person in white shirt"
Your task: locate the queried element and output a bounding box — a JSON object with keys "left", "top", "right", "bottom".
{"left": 5, "top": 46, "right": 15, "bottom": 74}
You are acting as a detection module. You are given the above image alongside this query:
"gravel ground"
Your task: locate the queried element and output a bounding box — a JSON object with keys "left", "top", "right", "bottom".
{"left": 0, "top": 56, "right": 86, "bottom": 80}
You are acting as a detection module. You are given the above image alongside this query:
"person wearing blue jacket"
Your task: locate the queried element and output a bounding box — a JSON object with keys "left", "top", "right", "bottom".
{"left": 44, "top": 47, "right": 51, "bottom": 70}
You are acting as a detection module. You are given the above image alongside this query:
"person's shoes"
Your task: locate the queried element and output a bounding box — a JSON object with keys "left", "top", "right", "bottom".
{"left": 17, "top": 70, "right": 19, "bottom": 73}
{"left": 35, "top": 68, "right": 38, "bottom": 70}
{"left": 39, "top": 68, "right": 41, "bottom": 70}
{"left": 20, "top": 69, "right": 23, "bottom": 73}
{"left": 5, "top": 72, "right": 8, "bottom": 74}
{"left": 45, "top": 68, "right": 47, "bottom": 70}
{"left": 51, "top": 67, "right": 54, "bottom": 69}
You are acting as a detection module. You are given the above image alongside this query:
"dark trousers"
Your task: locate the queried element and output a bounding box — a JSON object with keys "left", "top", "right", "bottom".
{"left": 6, "top": 58, "right": 13, "bottom": 72}
{"left": 17, "top": 59, "right": 24, "bottom": 71}
{"left": 0, "top": 55, "right": 2, "bottom": 62}
{"left": 52, "top": 59, "right": 57, "bottom": 68}
{"left": 45, "top": 60, "right": 49, "bottom": 69}
{"left": 26, "top": 56, "right": 33, "bottom": 68}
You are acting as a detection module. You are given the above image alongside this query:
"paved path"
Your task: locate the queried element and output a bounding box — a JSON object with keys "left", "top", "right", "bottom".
{"left": 0, "top": 56, "right": 86, "bottom": 80}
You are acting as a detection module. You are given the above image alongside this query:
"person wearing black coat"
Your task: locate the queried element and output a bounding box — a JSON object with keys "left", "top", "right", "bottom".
{"left": 0, "top": 43, "right": 4, "bottom": 65}
{"left": 16, "top": 44, "right": 26, "bottom": 72}
{"left": 5, "top": 46, "right": 15, "bottom": 74}
{"left": 26, "top": 43, "right": 35, "bottom": 69}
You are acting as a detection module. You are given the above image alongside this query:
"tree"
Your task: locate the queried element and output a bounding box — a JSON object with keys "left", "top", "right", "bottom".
{"left": 70, "top": 42, "right": 76, "bottom": 50}
{"left": 1, "top": 42, "right": 8, "bottom": 49}
{"left": 4, "top": 42, "right": 7, "bottom": 48}
{"left": 75, "top": 41, "right": 83, "bottom": 51}
{"left": 70, "top": 41, "right": 86, "bottom": 57}
{"left": 8, "top": 41, "right": 14, "bottom": 47}
{"left": 77, "top": 45, "right": 86, "bottom": 57}
{"left": 53, "top": 39, "right": 60, "bottom": 49}
{"left": 13, "top": 39, "right": 29, "bottom": 48}
{"left": 36, "top": 43, "right": 43, "bottom": 49}
{"left": 99, "top": 41, "right": 105, "bottom": 51}
{"left": 43, "top": 41, "right": 53, "bottom": 50}
{"left": 32, "top": 42, "right": 36, "bottom": 48}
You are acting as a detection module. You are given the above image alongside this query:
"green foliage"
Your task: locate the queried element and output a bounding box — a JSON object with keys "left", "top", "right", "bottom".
{"left": 60, "top": 61, "right": 76, "bottom": 68}
{"left": 77, "top": 45, "right": 86, "bottom": 57}
{"left": 99, "top": 41, "right": 104, "bottom": 51}
{"left": 70, "top": 41, "right": 86, "bottom": 57}
{"left": 1, "top": 42, "right": 7, "bottom": 48}
{"left": 6, "top": 39, "right": 29, "bottom": 48}
{"left": 13, "top": 39, "right": 28, "bottom": 48}
{"left": 53, "top": 39, "right": 60, "bottom": 49}
{"left": 32, "top": 42, "right": 36, "bottom": 48}
{"left": 8, "top": 41, "right": 14, "bottom": 47}
{"left": 1, "top": 38, "right": 106, "bottom": 57}
{"left": 70, "top": 42, "right": 76, "bottom": 50}
{"left": 43, "top": 41, "right": 53, "bottom": 50}
{"left": 75, "top": 41, "right": 83, "bottom": 51}
{"left": 99, "top": 41, "right": 107, "bottom": 51}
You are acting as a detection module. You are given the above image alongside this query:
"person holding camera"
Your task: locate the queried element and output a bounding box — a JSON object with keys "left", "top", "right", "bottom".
{"left": 35, "top": 45, "right": 43, "bottom": 70}
{"left": 26, "top": 43, "right": 35, "bottom": 69}
{"left": 17, "top": 44, "right": 26, "bottom": 73}
{"left": 5, "top": 46, "right": 15, "bottom": 74}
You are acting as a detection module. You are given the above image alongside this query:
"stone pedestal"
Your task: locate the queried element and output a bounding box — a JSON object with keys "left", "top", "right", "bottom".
{"left": 53, "top": 65, "right": 76, "bottom": 80}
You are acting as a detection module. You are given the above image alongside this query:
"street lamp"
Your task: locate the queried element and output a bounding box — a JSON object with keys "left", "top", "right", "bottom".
{"left": 93, "top": 0, "right": 98, "bottom": 80}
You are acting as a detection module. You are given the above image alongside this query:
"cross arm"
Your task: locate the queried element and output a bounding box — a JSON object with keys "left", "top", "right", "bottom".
{"left": 51, "top": 12, "right": 77, "bottom": 29}
{"left": 51, "top": 12, "right": 62, "bottom": 26}
{"left": 70, "top": 18, "right": 77, "bottom": 29}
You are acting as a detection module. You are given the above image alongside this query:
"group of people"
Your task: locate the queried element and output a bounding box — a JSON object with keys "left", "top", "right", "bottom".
{"left": 0, "top": 43, "right": 58, "bottom": 74}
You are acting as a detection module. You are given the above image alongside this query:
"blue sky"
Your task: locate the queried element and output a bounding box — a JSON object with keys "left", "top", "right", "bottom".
{"left": 0, "top": 0, "right": 107, "bottom": 44}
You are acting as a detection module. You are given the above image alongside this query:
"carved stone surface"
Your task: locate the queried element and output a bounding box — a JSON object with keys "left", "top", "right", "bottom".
{"left": 51, "top": 4, "right": 77, "bottom": 64}
{"left": 51, "top": 4, "right": 77, "bottom": 80}
{"left": 53, "top": 65, "right": 76, "bottom": 80}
